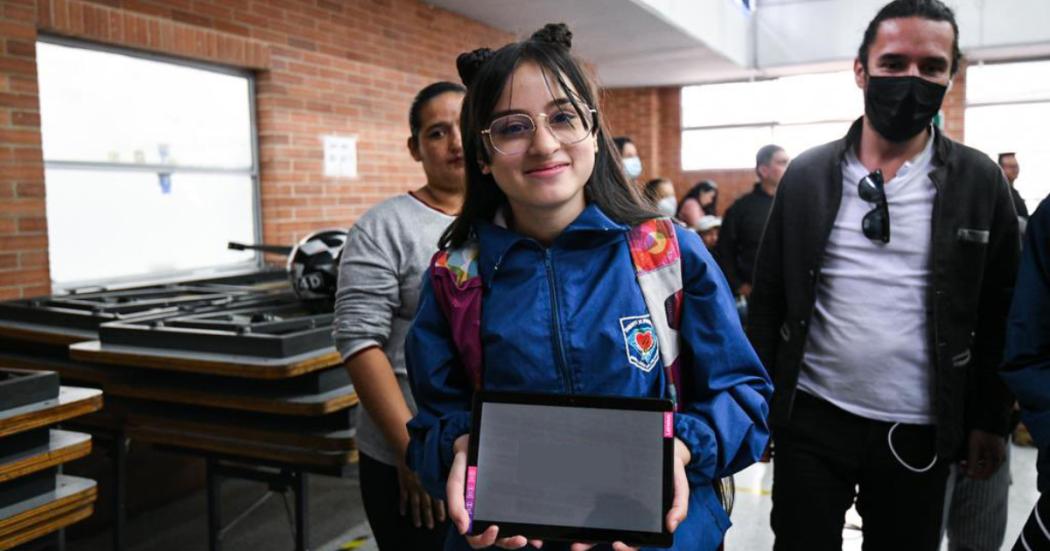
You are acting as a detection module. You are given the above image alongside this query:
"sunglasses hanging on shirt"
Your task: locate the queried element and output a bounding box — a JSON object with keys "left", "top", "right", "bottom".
{"left": 858, "top": 169, "right": 890, "bottom": 243}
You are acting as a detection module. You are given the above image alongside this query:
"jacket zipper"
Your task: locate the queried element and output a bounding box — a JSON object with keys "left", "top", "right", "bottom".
{"left": 544, "top": 249, "right": 574, "bottom": 392}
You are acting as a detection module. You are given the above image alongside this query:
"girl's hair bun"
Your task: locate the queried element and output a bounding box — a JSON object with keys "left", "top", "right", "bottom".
{"left": 530, "top": 23, "right": 572, "bottom": 50}
{"left": 456, "top": 47, "right": 495, "bottom": 86}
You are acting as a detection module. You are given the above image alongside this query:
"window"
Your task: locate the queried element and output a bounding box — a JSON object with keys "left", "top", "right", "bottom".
{"left": 681, "top": 70, "right": 858, "bottom": 170}
{"left": 36, "top": 38, "right": 260, "bottom": 291}
{"left": 964, "top": 60, "right": 1050, "bottom": 215}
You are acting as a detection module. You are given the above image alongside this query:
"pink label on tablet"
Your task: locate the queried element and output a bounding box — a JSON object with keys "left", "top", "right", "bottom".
{"left": 664, "top": 411, "right": 674, "bottom": 438}
{"left": 465, "top": 466, "right": 477, "bottom": 527}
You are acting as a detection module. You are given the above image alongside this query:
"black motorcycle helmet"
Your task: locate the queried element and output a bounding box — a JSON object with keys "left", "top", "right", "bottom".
{"left": 286, "top": 229, "right": 348, "bottom": 301}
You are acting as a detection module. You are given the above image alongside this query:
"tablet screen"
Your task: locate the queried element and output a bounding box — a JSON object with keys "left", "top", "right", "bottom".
{"left": 469, "top": 394, "right": 671, "bottom": 543}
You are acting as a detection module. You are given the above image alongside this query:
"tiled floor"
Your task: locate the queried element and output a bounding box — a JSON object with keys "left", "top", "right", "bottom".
{"left": 70, "top": 443, "right": 1041, "bottom": 550}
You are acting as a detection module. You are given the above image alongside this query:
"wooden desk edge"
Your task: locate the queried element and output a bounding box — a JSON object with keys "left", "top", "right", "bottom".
{"left": 0, "top": 389, "right": 103, "bottom": 439}
{"left": 70, "top": 341, "right": 341, "bottom": 380}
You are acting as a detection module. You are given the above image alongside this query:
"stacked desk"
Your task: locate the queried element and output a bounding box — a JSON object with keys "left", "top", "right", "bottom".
{"left": 0, "top": 369, "right": 102, "bottom": 549}
{"left": 0, "top": 274, "right": 357, "bottom": 551}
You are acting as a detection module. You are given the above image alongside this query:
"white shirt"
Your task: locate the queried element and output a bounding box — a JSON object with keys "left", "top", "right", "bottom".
{"left": 799, "top": 135, "right": 938, "bottom": 425}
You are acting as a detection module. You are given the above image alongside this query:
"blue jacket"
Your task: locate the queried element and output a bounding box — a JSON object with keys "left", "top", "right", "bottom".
{"left": 1001, "top": 195, "right": 1050, "bottom": 493}
{"left": 405, "top": 204, "right": 772, "bottom": 550}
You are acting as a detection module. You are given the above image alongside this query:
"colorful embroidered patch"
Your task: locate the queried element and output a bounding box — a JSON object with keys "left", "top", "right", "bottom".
{"left": 435, "top": 245, "right": 479, "bottom": 288}
{"left": 620, "top": 315, "right": 660, "bottom": 372}
{"left": 627, "top": 218, "right": 680, "bottom": 272}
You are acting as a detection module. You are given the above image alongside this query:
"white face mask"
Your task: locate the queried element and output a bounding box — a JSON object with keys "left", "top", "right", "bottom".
{"left": 623, "top": 156, "right": 643, "bottom": 179}
{"left": 656, "top": 196, "right": 678, "bottom": 217}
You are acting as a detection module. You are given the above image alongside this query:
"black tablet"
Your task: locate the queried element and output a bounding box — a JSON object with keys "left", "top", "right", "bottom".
{"left": 466, "top": 391, "right": 674, "bottom": 547}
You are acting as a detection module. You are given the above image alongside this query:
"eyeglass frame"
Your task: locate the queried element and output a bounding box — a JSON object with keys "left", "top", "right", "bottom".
{"left": 857, "top": 168, "right": 890, "bottom": 243}
{"left": 480, "top": 105, "right": 598, "bottom": 156}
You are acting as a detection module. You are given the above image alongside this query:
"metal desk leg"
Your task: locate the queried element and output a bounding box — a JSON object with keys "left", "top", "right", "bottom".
{"left": 112, "top": 429, "right": 127, "bottom": 551}
{"left": 294, "top": 470, "right": 309, "bottom": 551}
{"left": 207, "top": 459, "right": 222, "bottom": 551}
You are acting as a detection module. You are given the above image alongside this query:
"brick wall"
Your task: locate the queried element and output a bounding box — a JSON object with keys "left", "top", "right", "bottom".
{"left": 604, "top": 63, "right": 971, "bottom": 217}
{"left": 0, "top": 0, "right": 511, "bottom": 299}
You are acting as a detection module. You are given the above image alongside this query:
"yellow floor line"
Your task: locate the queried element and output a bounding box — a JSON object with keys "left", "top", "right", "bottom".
{"left": 735, "top": 486, "right": 772, "bottom": 496}
{"left": 340, "top": 536, "right": 371, "bottom": 549}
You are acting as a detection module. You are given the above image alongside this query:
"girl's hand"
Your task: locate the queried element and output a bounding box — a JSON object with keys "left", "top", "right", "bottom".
{"left": 569, "top": 438, "right": 692, "bottom": 551}
{"left": 446, "top": 434, "right": 544, "bottom": 549}
{"left": 667, "top": 438, "right": 691, "bottom": 532}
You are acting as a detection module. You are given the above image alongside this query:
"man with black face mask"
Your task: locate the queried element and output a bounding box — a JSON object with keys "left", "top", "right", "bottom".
{"left": 749, "top": 1, "right": 1020, "bottom": 550}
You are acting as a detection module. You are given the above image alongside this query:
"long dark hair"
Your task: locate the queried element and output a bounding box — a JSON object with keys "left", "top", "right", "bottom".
{"left": 676, "top": 180, "right": 719, "bottom": 217}
{"left": 440, "top": 23, "right": 654, "bottom": 249}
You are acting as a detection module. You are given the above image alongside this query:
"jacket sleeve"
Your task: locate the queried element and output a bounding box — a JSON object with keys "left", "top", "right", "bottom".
{"left": 967, "top": 167, "right": 1021, "bottom": 436}
{"left": 1000, "top": 196, "right": 1050, "bottom": 490}
{"left": 747, "top": 175, "right": 788, "bottom": 378}
{"left": 404, "top": 267, "right": 474, "bottom": 499}
{"left": 673, "top": 227, "right": 772, "bottom": 486}
{"left": 716, "top": 204, "right": 744, "bottom": 293}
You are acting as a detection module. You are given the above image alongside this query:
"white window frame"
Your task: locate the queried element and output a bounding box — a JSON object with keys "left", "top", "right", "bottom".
{"left": 963, "top": 58, "right": 1050, "bottom": 216}
{"left": 37, "top": 36, "right": 263, "bottom": 292}
{"left": 680, "top": 71, "right": 857, "bottom": 171}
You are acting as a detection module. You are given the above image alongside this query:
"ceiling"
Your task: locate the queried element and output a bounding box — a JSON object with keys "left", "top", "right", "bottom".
{"left": 425, "top": 0, "right": 751, "bottom": 88}
{"left": 426, "top": 0, "right": 1050, "bottom": 89}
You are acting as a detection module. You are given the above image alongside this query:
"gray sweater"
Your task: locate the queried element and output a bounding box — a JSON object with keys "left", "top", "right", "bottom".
{"left": 333, "top": 193, "right": 454, "bottom": 466}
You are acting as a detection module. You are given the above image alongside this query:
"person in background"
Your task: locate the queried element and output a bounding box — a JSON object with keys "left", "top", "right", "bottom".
{"left": 644, "top": 177, "right": 678, "bottom": 217}
{"left": 717, "top": 144, "right": 788, "bottom": 299}
{"left": 749, "top": 1, "right": 1019, "bottom": 549}
{"left": 697, "top": 215, "right": 722, "bottom": 254}
{"left": 999, "top": 193, "right": 1050, "bottom": 551}
{"left": 615, "top": 136, "right": 643, "bottom": 184}
{"left": 998, "top": 152, "right": 1029, "bottom": 220}
{"left": 677, "top": 180, "right": 718, "bottom": 229}
{"left": 332, "top": 81, "right": 466, "bottom": 550}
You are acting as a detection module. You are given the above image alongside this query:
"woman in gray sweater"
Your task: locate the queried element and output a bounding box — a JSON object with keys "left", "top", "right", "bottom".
{"left": 333, "top": 81, "right": 465, "bottom": 550}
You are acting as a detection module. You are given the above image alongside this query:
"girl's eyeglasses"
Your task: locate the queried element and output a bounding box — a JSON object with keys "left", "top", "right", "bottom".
{"left": 481, "top": 106, "right": 597, "bottom": 156}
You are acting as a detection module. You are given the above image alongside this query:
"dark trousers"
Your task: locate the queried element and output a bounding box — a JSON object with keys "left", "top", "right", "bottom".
{"left": 771, "top": 391, "right": 951, "bottom": 551}
{"left": 359, "top": 452, "right": 450, "bottom": 551}
{"left": 1012, "top": 493, "right": 1049, "bottom": 551}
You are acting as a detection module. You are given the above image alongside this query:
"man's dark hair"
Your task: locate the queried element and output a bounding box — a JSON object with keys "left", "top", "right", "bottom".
{"left": 858, "top": 0, "right": 962, "bottom": 76}
{"left": 998, "top": 152, "right": 1016, "bottom": 165}
{"left": 409, "top": 81, "right": 466, "bottom": 141}
{"left": 756, "top": 144, "right": 784, "bottom": 170}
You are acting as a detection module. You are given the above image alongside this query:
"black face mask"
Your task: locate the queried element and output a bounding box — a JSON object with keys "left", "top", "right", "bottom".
{"left": 864, "top": 75, "right": 948, "bottom": 142}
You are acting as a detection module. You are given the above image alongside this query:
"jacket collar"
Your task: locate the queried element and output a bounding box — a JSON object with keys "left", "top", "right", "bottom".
{"left": 838, "top": 116, "right": 954, "bottom": 169}
{"left": 753, "top": 182, "right": 774, "bottom": 198}
{"left": 475, "top": 203, "right": 630, "bottom": 273}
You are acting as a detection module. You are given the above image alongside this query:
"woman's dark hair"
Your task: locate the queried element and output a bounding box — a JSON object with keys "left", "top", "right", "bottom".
{"left": 613, "top": 136, "right": 634, "bottom": 156}
{"left": 643, "top": 178, "right": 670, "bottom": 205}
{"left": 441, "top": 23, "right": 655, "bottom": 248}
{"left": 858, "top": 0, "right": 961, "bottom": 76}
{"left": 409, "top": 81, "right": 466, "bottom": 141}
{"left": 676, "top": 180, "right": 719, "bottom": 217}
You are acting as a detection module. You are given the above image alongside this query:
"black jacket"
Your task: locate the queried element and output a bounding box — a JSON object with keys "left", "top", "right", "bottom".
{"left": 749, "top": 119, "right": 1020, "bottom": 458}
{"left": 717, "top": 183, "right": 774, "bottom": 292}
{"left": 1010, "top": 185, "right": 1030, "bottom": 219}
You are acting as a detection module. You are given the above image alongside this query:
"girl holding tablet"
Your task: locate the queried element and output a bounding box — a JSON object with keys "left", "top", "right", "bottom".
{"left": 405, "top": 24, "right": 771, "bottom": 551}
